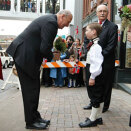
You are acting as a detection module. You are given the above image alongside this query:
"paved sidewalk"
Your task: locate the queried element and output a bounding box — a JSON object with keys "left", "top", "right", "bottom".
{"left": 0, "top": 86, "right": 131, "bottom": 131}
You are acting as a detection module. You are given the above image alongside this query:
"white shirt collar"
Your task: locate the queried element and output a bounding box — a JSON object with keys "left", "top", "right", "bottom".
{"left": 93, "top": 37, "right": 99, "bottom": 43}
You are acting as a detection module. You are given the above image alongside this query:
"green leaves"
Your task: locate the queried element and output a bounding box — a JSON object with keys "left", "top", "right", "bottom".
{"left": 118, "top": 5, "right": 131, "bottom": 31}
{"left": 120, "top": 5, "right": 131, "bottom": 19}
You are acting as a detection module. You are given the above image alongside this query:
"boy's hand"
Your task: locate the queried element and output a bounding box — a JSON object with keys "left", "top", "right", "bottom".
{"left": 89, "top": 78, "right": 95, "bottom": 86}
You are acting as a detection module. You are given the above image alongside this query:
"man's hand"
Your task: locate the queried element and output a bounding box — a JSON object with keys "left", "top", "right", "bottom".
{"left": 89, "top": 78, "right": 95, "bottom": 86}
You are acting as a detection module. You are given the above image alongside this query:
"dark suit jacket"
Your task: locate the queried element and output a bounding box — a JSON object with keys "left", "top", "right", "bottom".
{"left": 99, "top": 19, "right": 118, "bottom": 70}
{"left": 6, "top": 14, "right": 58, "bottom": 79}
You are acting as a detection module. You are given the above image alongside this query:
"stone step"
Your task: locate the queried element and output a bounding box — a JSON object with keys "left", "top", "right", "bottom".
{"left": 117, "top": 83, "right": 131, "bottom": 95}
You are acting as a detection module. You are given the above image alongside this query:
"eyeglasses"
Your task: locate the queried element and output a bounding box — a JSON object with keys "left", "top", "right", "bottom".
{"left": 69, "top": 39, "right": 72, "bottom": 41}
{"left": 98, "top": 10, "right": 108, "bottom": 13}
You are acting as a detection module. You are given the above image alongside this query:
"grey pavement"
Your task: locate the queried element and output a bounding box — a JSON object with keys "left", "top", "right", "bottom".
{"left": 0, "top": 69, "right": 131, "bottom": 131}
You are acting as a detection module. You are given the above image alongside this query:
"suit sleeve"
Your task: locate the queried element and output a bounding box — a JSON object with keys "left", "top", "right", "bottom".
{"left": 102, "top": 25, "right": 118, "bottom": 57}
{"left": 40, "top": 21, "right": 57, "bottom": 61}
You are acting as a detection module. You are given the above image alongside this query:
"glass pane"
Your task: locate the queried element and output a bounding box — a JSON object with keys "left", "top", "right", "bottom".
{"left": 63, "top": 0, "right": 65, "bottom": 9}
{"left": 40, "top": 0, "right": 42, "bottom": 13}
{"left": 0, "top": 0, "right": 11, "bottom": 11}
{"left": 113, "top": 0, "right": 123, "bottom": 60}
{"left": 45, "top": 0, "right": 60, "bottom": 14}
{"left": 31, "top": 0, "right": 36, "bottom": 12}
{"left": 45, "top": 0, "right": 52, "bottom": 13}
{"left": 20, "top": 0, "right": 36, "bottom": 13}
{"left": 126, "top": 41, "right": 131, "bottom": 68}
{"left": 113, "top": 0, "right": 123, "bottom": 25}
{"left": 55, "top": 0, "right": 60, "bottom": 13}
{"left": 15, "top": 0, "right": 17, "bottom": 11}
{"left": 128, "top": 0, "right": 131, "bottom": 4}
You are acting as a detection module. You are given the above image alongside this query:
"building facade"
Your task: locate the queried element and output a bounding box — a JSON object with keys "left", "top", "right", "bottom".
{"left": 82, "top": 0, "right": 131, "bottom": 85}
{"left": 82, "top": 0, "right": 112, "bottom": 40}
{"left": 0, "top": 0, "right": 84, "bottom": 39}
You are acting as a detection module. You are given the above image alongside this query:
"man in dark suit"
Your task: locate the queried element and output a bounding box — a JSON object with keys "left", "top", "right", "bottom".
{"left": 83, "top": 4, "right": 118, "bottom": 113}
{"left": 6, "top": 10, "right": 72, "bottom": 130}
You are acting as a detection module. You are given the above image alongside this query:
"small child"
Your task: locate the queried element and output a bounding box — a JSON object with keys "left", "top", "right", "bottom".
{"left": 68, "top": 55, "right": 77, "bottom": 88}
{"left": 79, "top": 23, "right": 104, "bottom": 128}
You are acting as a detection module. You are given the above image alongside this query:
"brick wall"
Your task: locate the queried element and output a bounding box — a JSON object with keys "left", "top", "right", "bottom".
{"left": 83, "top": 0, "right": 112, "bottom": 20}
{"left": 82, "top": 0, "right": 112, "bottom": 40}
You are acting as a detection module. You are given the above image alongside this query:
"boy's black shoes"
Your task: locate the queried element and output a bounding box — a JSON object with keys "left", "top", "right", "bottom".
{"left": 79, "top": 119, "right": 97, "bottom": 128}
{"left": 26, "top": 122, "right": 47, "bottom": 130}
{"left": 85, "top": 117, "right": 103, "bottom": 125}
{"left": 36, "top": 118, "right": 50, "bottom": 125}
{"left": 96, "top": 118, "right": 103, "bottom": 125}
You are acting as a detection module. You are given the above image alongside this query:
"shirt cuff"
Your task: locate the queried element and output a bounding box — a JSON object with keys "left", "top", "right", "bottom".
{"left": 90, "top": 74, "right": 96, "bottom": 80}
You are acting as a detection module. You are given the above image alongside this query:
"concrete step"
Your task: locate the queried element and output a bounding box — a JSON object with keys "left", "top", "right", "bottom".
{"left": 117, "top": 83, "right": 131, "bottom": 95}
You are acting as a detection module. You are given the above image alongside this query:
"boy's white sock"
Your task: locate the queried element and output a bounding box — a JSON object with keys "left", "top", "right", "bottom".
{"left": 97, "top": 103, "right": 104, "bottom": 118}
{"left": 89, "top": 107, "right": 100, "bottom": 121}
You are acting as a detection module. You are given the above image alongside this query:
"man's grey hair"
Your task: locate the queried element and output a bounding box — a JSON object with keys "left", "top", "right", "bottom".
{"left": 96, "top": 4, "right": 108, "bottom": 12}
{"left": 57, "top": 10, "right": 72, "bottom": 16}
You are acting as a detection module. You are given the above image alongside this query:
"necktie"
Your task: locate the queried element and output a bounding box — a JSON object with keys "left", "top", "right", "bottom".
{"left": 87, "top": 41, "right": 93, "bottom": 51}
{"left": 99, "top": 21, "right": 102, "bottom": 25}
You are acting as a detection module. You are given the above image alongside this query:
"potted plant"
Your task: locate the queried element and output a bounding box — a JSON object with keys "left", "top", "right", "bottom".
{"left": 118, "top": 5, "right": 131, "bottom": 42}
{"left": 53, "top": 37, "right": 67, "bottom": 61}
{"left": 118, "top": 5, "right": 131, "bottom": 30}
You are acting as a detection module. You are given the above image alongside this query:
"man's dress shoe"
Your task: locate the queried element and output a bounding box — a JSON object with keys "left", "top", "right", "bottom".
{"left": 85, "top": 117, "right": 103, "bottom": 125}
{"left": 26, "top": 122, "right": 47, "bottom": 130}
{"left": 79, "top": 119, "right": 97, "bottom": 128}
{"left": 37, "top": 118, "right": 50, "bottom": 125}
{"left": 83, "top": 104, "right": 92, "bottom": 110}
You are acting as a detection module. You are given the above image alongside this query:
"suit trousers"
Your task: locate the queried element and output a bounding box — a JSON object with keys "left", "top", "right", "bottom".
{"left": 86, "top": 64, "right": 104, "bottom": 108}
{"left": 103, "top": 66, "right": 115, "bottom": 109}
{"left": 15, "top": 62, "right": 41, "bottom": 124}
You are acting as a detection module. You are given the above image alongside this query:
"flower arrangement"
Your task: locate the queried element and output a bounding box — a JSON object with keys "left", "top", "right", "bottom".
{"left": 54, "top": 37, "right": 67, "bottom": 53}
{"left": 118, "top": 5, "right": 131, "bottom": 31}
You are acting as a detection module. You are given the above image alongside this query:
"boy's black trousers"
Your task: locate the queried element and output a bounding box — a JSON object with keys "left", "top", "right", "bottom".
{"left": 86, "top": 64, "right": 104, "bottom": 108}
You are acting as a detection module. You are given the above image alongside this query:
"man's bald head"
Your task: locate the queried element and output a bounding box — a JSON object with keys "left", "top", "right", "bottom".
{"left": 57, "top": 10, "right": 73, "bottom": 29}
{"left": 97, "top": 5, "right": 108, "bottom": 12}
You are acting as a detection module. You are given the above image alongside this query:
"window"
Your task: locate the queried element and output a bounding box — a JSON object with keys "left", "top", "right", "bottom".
{"left": 91, "top": 0, "right": 93, "bottom": 9}
{"left": 20, "top": 0, "right": 37, "bottom": 13}
{"left": 0, "top": 0, "right": 11, "bottom": 11}
{"left": 128, "top": 0, "right": 131, "bottom": 4}
{"left": 94, "top": 0, "right": 97, "bottom": 4}
{"left": 63, "top": 0, "right": 65, "bottom": 9}
{"left": 45, "top": 0, "right": 60, "bottom": 14}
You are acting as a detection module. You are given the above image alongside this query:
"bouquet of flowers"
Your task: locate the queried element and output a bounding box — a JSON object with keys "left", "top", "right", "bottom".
{"left": 53, "top": 37, "right": 67, "bottom": 61}
{"left": 54, "top": 37, "right": 67, "bottom": 53}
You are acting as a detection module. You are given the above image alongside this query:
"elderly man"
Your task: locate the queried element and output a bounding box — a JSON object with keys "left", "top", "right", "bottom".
{"left": 6, "top": 10, "right": 72, "bottom": 130}
{"left": 83, "top": 4, "right": 118, "bottom": 124}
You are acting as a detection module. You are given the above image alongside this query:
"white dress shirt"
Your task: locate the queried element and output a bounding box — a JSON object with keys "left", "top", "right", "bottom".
{"left": 86, "top": 38, "right": 104, "bottom": 79}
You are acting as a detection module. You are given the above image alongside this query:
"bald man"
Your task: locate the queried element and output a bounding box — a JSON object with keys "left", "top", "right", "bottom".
{"left": 6, "top": 10, "right": 72, "bottom": 130}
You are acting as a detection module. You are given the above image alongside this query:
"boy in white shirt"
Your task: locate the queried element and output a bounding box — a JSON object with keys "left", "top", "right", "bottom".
{"left": 79, "top": 23, "right": 104, "bottom": 128}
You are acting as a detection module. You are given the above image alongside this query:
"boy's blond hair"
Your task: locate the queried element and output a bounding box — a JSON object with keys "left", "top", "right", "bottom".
{"left": 87, "top": 23, "right": 102, "bottom": 36}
